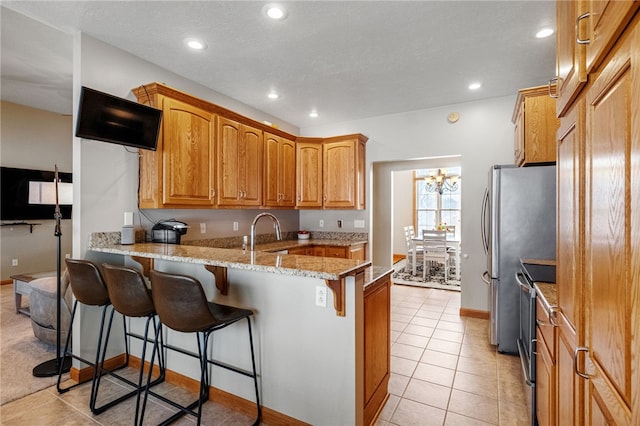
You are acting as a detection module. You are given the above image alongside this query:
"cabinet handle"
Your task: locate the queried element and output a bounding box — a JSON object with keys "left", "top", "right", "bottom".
{"left": 549, "top": 307, "right": 560, "bottom": 327}
{"left": 576, "top": 12, "right": 591, "bottom": 45}
{"left": 574, "top": 346, "right": 591, "bottom": 379}
{"left": 548, "top": 77, "right": 558, "bottom": 99}
{"left": 531, "top": 338, "right": 538, "bottom": 356}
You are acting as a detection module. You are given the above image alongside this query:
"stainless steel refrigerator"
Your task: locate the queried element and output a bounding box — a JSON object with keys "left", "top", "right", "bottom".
{"left": 481, "top": 164, "right": 556, "bottom": 353}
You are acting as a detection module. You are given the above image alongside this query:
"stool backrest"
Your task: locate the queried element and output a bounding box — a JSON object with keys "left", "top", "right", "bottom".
{"left": 102, "top": 264, "right": 155, "bottom": 317}
{"left": 65, "top": 258, "right": 110, "bottom": 306}
{"left": 149, "top": 270, "right": 216, "bottom": 333}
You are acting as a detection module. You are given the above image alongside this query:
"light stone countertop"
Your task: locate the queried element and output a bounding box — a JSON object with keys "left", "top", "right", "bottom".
{"left": 90, "top": 242, "right": 372, "bottom": 281}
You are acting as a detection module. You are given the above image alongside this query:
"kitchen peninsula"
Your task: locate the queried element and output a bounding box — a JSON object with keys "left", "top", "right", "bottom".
{"left": 88, "top": 235, "right": 390, "bottom": 425}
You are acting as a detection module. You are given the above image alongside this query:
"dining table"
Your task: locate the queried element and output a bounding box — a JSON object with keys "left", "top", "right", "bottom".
{"left": 411, "top": 236, "right": 461, "bottom": 281}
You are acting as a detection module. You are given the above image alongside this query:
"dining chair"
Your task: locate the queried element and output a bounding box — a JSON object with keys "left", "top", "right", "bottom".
{"left": 404, "top": 226, "right": 423, "bottom": 275}
{"left": 422, "top": 229, "right": 450, "bottom": 281}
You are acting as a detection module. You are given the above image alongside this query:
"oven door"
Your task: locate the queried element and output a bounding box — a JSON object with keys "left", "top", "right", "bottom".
{"left": 515, "top": 270, "right": 536, "bottom": 386}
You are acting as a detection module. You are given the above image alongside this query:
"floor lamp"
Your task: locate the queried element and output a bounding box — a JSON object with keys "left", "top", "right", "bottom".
{"left": 33, "top": 165, "right": 73, "bottom": 377}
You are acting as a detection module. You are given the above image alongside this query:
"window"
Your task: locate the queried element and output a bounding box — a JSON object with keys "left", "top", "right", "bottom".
{"left": 415, "top": 167, "right": 461, "bottom": 240}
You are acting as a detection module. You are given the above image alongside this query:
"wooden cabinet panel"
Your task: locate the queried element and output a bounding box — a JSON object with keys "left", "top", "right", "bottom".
{"left": 584, "top": 18, "right": 638, "bottom": 424}
{"left": 264, "top": 133, "right": 296, "bottom": 207}
{"left": 134, "top": 90, "right": 216, "bottom": 208}
{"left": 310, "top": 246, "right": 325, "bottom": 257}
{"left": 349, "top": 244, "right": 366, "bottom": 261}
{"left": 323, "top": 139, "right": 356, "bottom": 208}
{"left": 512, "top": 86, "right": 559, "bottom": 166}
{"left": 555, "top": 0, "right": 587, "bottom": 116}
{"left": 287, "top": 246, "right": 309, "bottom": 256}
{"left": 296, "top": 140, "right": 323, "bottom": 208}
{"left": 363, "top": 272, "right": 390, "bottom": 426}
{"left": 583, "top": 0, "right": 640, "bottom": 73}
{"left": 557, "top": 316, "right": 582, "bottom": 426}
{"left": 217, "top": 117, "right": 263, "bottom": 207}
{"left": 536, "top": 326, "right": 555, "bottom": 426}
{"left": 325, "top": 246, "right": 348, "bottom": 258}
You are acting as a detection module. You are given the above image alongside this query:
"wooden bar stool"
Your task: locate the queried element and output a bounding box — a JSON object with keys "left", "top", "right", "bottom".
{"left": 99, "top": 263, "right": 166, "bottom": 421}
{"left": 140, "top": 269, "right": 261, "bottom": 426}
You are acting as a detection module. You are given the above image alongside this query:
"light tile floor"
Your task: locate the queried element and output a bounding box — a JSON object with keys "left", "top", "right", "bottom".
{"left": 0, "top": 284, "right": 530, "bottom": 425}
{"left": 378, "top": 284, "right": 531, "bottom": 426}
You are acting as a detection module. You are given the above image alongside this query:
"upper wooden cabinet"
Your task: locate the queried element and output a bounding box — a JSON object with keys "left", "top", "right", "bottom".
{"left": 323, "top": 134, "right": 367, "bottom": 209}
{"left": 296, "top": 138, "right": 323, "bottom": 208}
{"left": 264, "top": 133, "right": 296, "bottom": 208}
{"left": 555, "top": 0, "right": 588, "bottom": 117}
{"left": 217, "top": 117, "right": 263, "bottom": 207}
{"left": 133, "top": 86, "right": 216, "bottom": 208}
{"left": 512, "top": 85, "right": 559, "bottom": 166}
{"left": 134, "top": 83, "right": 368, "bottom": 210}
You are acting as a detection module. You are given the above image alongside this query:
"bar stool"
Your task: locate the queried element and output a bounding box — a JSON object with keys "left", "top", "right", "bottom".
{"left": 140, "top": 269, "right": 261, "bottom": 426}
{"left": 98, "top": 263, "right": 166, "bottom": 421}
{"left": 57, "top": 259, "right": 114, "bottom": 400}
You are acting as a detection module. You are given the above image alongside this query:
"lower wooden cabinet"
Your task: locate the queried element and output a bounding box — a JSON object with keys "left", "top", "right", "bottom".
{"left": 288, "top": 243, "right": 367, "bottom": 260}
{"left": 363, "top": 271, "right": 390, "bottom": 425}
{"left": 536, "top": 297, "right": 557, "bottom": 426}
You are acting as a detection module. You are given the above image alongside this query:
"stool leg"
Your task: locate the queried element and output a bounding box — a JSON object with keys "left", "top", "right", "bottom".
{"left": 89, "top": 305, "right": 113, "bottom": 412}
{"left": 57, "top": 300, "right": 79, "bottom": 393}
{"left": 138, "top": 321, "right": 162, "bottom": 426}
{"left": 247, "top": 317, "right": 262, "bottom": 426}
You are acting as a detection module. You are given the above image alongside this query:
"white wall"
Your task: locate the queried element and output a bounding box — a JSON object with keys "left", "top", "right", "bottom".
{"left": 301, "top": 98, "right": 515, "bottom": 312}
{"left": 0, "top": 101, "right": 73, "bottom": 278}
{"left": 392, "top": 169, "right": 413, "bottom": 255}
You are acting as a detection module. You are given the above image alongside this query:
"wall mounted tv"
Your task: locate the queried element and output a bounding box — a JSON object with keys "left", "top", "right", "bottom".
{"left": 75, "top": 86, "right": 162, "bottom": 151}
{"left": 1, "top": 167, "right": 73, "bottom": 221}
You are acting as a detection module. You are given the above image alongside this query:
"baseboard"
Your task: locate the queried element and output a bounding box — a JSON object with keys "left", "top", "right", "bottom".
{"left": 459, "top": 307, "right": 490, "bottom": 319}
{"left": 1, "top": 279, "right": 13, "bottom": 285}
{"left": 70, "top": 354, "right": 310, "bottom": 426}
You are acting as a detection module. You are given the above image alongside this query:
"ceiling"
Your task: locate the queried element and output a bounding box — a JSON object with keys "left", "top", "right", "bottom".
{"left": 1, "top": 1, "right": 556, "bottom": 128}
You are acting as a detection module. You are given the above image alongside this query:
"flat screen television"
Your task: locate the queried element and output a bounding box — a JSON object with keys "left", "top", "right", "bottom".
{"left": 75, "top": 86, "right": 162, "bottom": 151}
{"left": 1, "top": 167, "right": 73, "bottom": 221}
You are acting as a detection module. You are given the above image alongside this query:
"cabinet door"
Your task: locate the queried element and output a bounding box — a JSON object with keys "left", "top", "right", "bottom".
{"left": 296, "top": 142, "right": 323, "bottom": 208}
{"left": 556, "top": 94, "right": 586, "bottom": 426}
{"left": 264, "top": 134, "right": 296, "bottom": 207}
{"left": 555, "top": 0, "right": 587, "bottom": 116}
{"left": 217, "top": 117, "right": 241, "bottom": 206}
{"left": 217, "top": 117, "right": 263, "bottom": 206}
{"left": 162, "top": 97, "right": 216, "bottom": 206}
{"left": 310, "top": 246, "right": 325, "bottom": 257}
{"left": 522, "top": 94, "right": 558, "bottom": 164}
{"left": 323, "top": 140, "right": 356, "bottom": 208}
{"left": 536, "top": 326, "right": 555, "bottom": 426}
{"left": 349, "top": 244, "right": 366, "bottom": 261}
{"left": 583, "top": 0, "right": 639, "bottom": 73}
{"left": 240, "top": 125, "right": 263, "bottom": 206}
{"left": 584, "top": 19, "right": 638, "bottom": 425}
{"left": 325, "top": 246, "right": 348, "bottom": 258}
{"left": 514, "top": 101, "right": 525, "bottom": 165}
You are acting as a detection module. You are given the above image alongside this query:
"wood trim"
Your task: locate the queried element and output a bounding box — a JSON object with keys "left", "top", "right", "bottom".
{"left": 325, "top": 278, "right": 346, "bottom": 316}
{"left": 131, "top": 256, "right": 153, "bottom": 277}
{"left": 1, "top": 279, "right": 13, "bottom": 285}
{"left": 70, "top": 353, "right": 127, "bottom": 384}
{"left": 459, "top": 308, "right": 490, "bottom": 319}
{"left": 204, "top": 265, "right": 229, "bottom": 295}
{"left": 127, "top": 356, "right": 310, "bottom": 426}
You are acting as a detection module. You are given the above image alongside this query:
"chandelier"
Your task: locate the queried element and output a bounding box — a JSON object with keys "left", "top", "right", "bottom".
{"left": 423, "top": 168, "right": 460, "bottom": 194}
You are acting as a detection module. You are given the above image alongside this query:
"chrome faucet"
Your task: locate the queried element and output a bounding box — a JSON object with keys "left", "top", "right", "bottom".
{"left": 250, "top": 212, "right": 282, "bottom": 251}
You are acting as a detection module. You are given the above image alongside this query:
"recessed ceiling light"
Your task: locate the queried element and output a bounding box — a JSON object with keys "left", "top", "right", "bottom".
{"left": 536, "top": 28, "right": 554, "bottom": 39}
{"left": 267, "top": 92, "right": 279, "bottom": 100}
{"left": 184, "top": 38, "right": 207, "bottom": 50}
{"left": 468, "top": 82, "right": 482, "bottom": 90}
{"left": 264, "top": 4, "right": 287, "bottom": 20}
{"left": 309, "top": 111, "right": 319, "bottom": 118}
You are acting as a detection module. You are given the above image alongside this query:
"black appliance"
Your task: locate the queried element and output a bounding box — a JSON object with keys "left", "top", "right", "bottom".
{"left": 151, "top": 220, "right": 188, "bottom": 244}
{"left": 76, "top": 86, "right": 162, "bottom": 151}
{"left": 516, "top": 260, "right": 555, "bottom": 426}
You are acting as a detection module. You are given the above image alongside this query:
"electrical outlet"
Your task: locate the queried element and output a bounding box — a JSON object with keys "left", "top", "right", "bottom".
{"left": 315, "top": 286, "right": 327, "bottom": 307}
{"left": 337, "top": 220, "right": 342, "bottom": 228}
{"left": 200, "top": 223, "right": 207, "bottom": 234}
{"left": 233, "top": 221, "right": 239, "bottom": 231}
{"left": 12, "top": 259, "right": 18, "bottom": 266}
{"left": 354, "top": 219, "right": 365, "bottom": 228}
{"left": 319, "top": 219, "right": 324, "bottom": 228}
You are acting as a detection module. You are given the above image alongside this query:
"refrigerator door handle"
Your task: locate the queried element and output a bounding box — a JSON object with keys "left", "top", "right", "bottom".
{"left": 515, "top": 271, "right": 532, "bottom": 294}
{"left": 481, "top": 188, "right": 489, "bottom": 254}
{"left": 482, "top": 270, "right": 491, "bottom": 285}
